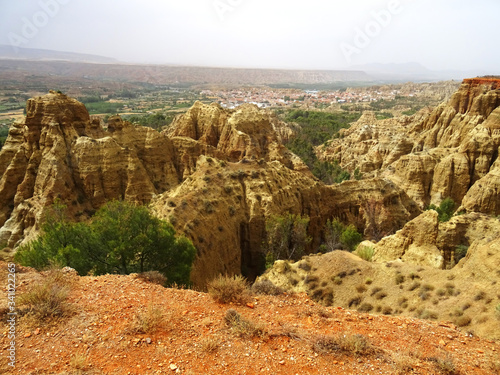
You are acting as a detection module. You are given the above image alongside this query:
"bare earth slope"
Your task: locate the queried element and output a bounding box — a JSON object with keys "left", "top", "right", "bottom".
{"left": 1, "top": 264, "right": 499, "bottom": 375}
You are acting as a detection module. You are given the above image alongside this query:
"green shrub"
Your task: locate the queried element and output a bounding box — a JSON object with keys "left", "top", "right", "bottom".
{"left": 454, "top": 244, "right": 469, "bottom": 263}
{"left": 323, "top": 219, "right": 362, "bottom": 252}
{"left": 355, "top": 246, "right": 374, "bottom": 261}
{"left": 340, "top": 225, "right": 363, "bottom": 252}
{"left": 427, "top": 197, "right": 455, "bottom": 222}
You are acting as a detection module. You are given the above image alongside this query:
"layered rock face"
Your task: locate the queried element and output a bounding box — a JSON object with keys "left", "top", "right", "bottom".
{"left": 0, "top": 92, "right": 181, "bottom": 247}
{"left": 319, "top": 78, "right": 500, "bottom": 214}
{"left": 0, "top": 92, "right": 419, "bottom": 285}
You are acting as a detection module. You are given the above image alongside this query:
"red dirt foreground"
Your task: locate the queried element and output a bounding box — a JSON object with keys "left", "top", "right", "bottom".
{"left": 1, "top": 263, "right": 499, "bottom": 375}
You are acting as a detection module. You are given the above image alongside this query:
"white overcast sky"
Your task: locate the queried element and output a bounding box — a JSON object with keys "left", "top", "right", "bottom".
{"left": 0, "top": 0, "right": 498, "bottom": 72}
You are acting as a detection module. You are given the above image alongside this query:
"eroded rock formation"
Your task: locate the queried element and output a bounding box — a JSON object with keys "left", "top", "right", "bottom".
{"left": 319, "top": 78, "right": 500, "bottom": 214}
{"left": 0, "top": 92, "right": 419, "bottom": 286}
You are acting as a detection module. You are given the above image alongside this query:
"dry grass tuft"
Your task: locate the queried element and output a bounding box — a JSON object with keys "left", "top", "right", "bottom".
{"left": 355, "top": 284, "right": 367, "bottom": 293}
{"left": 428, "top": 353, "right": 460, "bottom": 375}
{"left": 131, "top": 304, "right": 165, "bottom": 334}
{"left": 224, "top": 309, "right": 267, "bottom": 338}
{"left": 199, "top": 337, "right": 221, "bottom": 353}
{"left": 454, "top": 315, "right": 472, "bottom": 327}
{"left": 18, "top": 268, "right": 73, "bottom": 322}
{"left": 135, "top": 271, "right": 167, "bottom": 286}
{"left": 357, "top": 302, "right": 374, "bottom": 313}
{"left": 251, "top": 279, "right": 284, "bottom": 296}
{"left": 312, "top": 333, "right": 374, "bottom": 357}
{"left": 208, "top": 275, "right": 250, "bottom": 304}
{"left": 392, "top": 351, "right": 416, "bottom": 374}
{"left": 70, "top": 352, "right": 88, "bottom": 370}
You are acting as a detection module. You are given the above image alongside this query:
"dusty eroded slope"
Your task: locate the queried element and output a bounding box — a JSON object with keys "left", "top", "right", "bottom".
{"left": 1, "top": 264, "right": 499, "bottom": 374}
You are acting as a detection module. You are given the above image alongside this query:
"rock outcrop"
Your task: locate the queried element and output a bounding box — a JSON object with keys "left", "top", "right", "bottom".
{"left": 370, "top": 210, "right": 444, "bottom": 268}
{"left": 367, "top": 210, "right": 500, "bottom": 269}
{"left": 0, "top": 92, "right": 183, "bottom": 247}
{"left": 319, "top": 78, "right": 500, "bottom": 214}
{"left": 151, "top": 156, "right": 419, "bottom": 285}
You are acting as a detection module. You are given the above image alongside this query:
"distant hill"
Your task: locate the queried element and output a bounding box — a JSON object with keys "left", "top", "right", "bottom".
{"left": 354, "top": 62, "right": 491, "bottom": 82}
{"left": 0, "top": 45, "right": 118, "bottom": 64}
{"left": 0, "top": 59, "right": 372, "bottom": 87}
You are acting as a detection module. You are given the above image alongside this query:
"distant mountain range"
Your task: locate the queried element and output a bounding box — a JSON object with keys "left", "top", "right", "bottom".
{"left": 0, "top": 45, "right": 118, "bottom": 64}
{"left": 0, "top": 46, "right": 492, "bottom": 85}
{"left": 354, "top": 62, "right": 490, "bottom": 82}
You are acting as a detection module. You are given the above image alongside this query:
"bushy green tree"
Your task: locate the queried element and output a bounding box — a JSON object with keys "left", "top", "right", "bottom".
{"left": 323, "top": 218, "right": 345, "bottom": 252}
{"left": 340, "top": 225, "right": 363, "bottom": 252}
{"left": 264, "top": 214, "right": 311, "bottom": 265}
{"left": 15, "top": 201, "right": 196, "bottom": 286}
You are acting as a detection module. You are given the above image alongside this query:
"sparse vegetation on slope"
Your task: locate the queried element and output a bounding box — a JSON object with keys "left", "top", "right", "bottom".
{"left": 258, "top": 247, "right": 500, "bottom": 340}
{"left": 2, "top": 262, "right": 499, "bottom": 374}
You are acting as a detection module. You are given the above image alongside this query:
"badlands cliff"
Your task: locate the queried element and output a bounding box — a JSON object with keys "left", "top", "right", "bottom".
{"left": 1, "top": 79, "right": 499, "bottom": 286}
{"left": 0, "top": 91, "right": 419, "bottom": 286}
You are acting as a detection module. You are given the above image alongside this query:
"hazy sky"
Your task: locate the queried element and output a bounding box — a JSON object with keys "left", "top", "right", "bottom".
{"left": 0, "top": 0, "right": 498, "bottom": 73}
